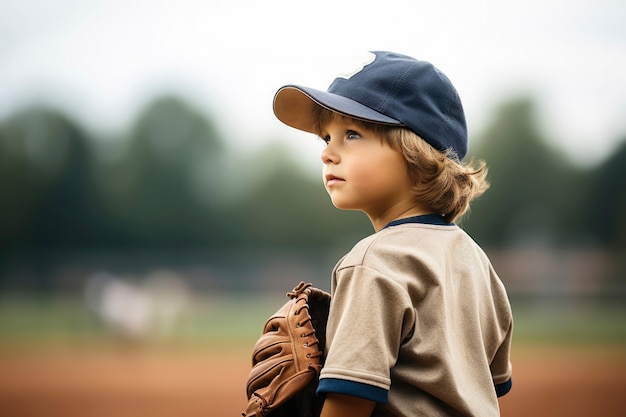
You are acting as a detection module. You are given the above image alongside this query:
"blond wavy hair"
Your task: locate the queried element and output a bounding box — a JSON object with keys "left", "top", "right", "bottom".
{"left": 313, "top": 108, "right": 489, "bottom": 223}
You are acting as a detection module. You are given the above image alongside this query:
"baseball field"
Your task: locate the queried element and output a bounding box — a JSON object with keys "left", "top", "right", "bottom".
{"left": 0, "top": 294, "right": 624, "bottom": 417}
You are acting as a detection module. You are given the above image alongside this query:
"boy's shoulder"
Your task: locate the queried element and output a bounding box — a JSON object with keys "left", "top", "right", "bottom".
{"left": 341, "top": 223, "right": 464, "bottom": 268}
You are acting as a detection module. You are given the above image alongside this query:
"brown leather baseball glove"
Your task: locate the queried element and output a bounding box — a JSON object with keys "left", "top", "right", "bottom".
{"left": 242, "top": 282, "right": 331, "bottom": 417}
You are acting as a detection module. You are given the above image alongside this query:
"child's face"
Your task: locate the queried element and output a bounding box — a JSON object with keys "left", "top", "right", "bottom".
{"left": 320, "top": 117, "right": 415, "bottom": 225}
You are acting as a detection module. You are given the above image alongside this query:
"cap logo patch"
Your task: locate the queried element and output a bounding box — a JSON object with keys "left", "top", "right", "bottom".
{"left": 334, "top": 52, "right": 376, "bottom": 80}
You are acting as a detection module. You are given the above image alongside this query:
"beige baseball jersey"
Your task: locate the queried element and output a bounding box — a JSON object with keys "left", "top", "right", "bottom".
{"left": 317, "top": 214, "right": 513, "bottom": 417}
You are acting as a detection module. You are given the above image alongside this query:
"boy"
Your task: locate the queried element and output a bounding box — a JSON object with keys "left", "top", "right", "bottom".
{"left": 272, "top": 51, "right": 513, "bottom": 417}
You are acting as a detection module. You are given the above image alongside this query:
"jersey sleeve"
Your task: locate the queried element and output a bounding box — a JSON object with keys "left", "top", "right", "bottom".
{"left": 488, "top": 263, "right": 514, "bottom": 397}
{"left": 491, "top": 319, "right": 513, "bottom": 396}
{"left": 317, "top": 264, "right": 416, "bottom": 404}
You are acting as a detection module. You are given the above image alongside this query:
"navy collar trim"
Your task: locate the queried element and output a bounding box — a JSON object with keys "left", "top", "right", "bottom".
{"left": 383, "top": 214, "right": 452, "bottom": 229}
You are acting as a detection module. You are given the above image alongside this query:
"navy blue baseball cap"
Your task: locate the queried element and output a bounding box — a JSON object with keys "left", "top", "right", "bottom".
{"left": 273, "top": 51, "right": 468, "bottom": 160}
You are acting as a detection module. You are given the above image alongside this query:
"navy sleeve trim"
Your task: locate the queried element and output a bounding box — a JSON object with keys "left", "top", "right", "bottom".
{"left": 317, "top": 378, "right": 388, "bottom": 404}
{"left": 495, "top": 378, "right": 512, "bottom": 397}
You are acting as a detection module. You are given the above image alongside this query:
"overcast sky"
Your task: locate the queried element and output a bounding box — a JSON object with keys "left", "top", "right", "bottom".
{"left": 1, "top": 0, "right": 625, "bottom": 168}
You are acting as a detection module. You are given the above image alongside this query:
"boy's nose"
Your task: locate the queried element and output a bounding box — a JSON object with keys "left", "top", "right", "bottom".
{"left": 321, "top": 146, "right": 338, "bottom": 164}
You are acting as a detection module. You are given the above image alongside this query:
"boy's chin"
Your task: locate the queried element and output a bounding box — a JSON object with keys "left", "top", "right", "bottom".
{"left": 329, "top": 200, "right": 359, "bottom": 212}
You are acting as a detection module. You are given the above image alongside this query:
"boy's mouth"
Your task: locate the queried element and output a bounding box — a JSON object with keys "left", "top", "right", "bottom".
{"left": 325, "top": 174, "right": 345, "bottom": 186}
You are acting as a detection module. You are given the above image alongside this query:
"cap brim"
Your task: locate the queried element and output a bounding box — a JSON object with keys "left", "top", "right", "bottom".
{"left": 273, "top": 85, "right": 402, "bottom": 134}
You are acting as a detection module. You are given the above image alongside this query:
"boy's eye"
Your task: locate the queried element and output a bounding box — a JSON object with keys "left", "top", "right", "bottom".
{"left": 321, "top": 135, "right": 331, "bottom": 145}
{"left": 346, "top": 130, "right": 360, "bottom": 140}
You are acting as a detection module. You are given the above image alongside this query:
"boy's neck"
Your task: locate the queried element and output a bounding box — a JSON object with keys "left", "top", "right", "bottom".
{"left": 369, "top": 205, "right": 434, "bottom": 232}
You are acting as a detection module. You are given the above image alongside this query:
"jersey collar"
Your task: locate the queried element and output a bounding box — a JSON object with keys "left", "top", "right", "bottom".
{"left": 383, "top": 214, "right": 452, "bottom": 229}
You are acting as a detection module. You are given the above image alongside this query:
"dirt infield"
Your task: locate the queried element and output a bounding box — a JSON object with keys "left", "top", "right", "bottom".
{"left": 0, "top": 344, "right": 624, "bottom": 417}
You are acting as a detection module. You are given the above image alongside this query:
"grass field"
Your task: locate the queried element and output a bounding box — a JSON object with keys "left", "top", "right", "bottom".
{"left": 1, "top": 293, "right": 624, "bottom": 346}
{"left": 0, "top": 293, "right": 625, "bottom": 417}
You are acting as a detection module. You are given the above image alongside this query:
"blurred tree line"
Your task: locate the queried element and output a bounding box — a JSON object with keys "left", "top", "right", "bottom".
{"left": 0, "top": 96, "right": 369, "bottom": 253}
{"left": 0, "top": 94, "right": 625, "bottom": 254}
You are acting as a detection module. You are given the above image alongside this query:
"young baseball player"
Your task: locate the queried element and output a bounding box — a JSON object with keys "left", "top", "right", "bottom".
{"left": 272, "top": 51, "right": 513, "bottom": 417}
